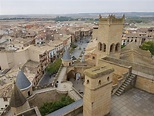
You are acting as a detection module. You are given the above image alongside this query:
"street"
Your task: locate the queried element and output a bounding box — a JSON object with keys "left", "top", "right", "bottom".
{"left": 71, "top": 37, "right": 91, "bottom": 59}
{"left": 38, "top": 37, "right": 91, "bottom": 86}
{"left": 38, "top": 72, "right": 55, "bottom": 86}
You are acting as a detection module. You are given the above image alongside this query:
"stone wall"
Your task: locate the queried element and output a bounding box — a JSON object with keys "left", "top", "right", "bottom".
{"left": 135, "top": 75, "right": 154, "bottom": 94}
{"left": 102, "top": 57, "right": 154, "bottom": 75}
{"left": 64, "top": 106, "right": 83, "bottom": 116}
{"left": 28, "top": 90, "right": 66, "bottom": 108}
{"left": 99, "top": 58, "right": 131, "bottom": 85}
{"left": 101, "top": 57, "right": 154, "bottom": 94}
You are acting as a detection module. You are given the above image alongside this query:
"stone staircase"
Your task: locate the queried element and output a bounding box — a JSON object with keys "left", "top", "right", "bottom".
{"left": 115, "top": 74, "right": 136, "bottom": 96}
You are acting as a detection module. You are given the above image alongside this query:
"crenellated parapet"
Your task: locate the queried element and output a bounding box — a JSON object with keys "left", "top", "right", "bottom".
{"left": 99, "top": 14, "right": 125, "bottom": 24}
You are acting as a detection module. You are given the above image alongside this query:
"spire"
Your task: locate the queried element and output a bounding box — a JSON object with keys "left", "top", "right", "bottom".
{"left": 16, "top": 70, "right": 31, "bottom": 90}
{"left": 10, "top": 83, "right": 27, "bottom": 107}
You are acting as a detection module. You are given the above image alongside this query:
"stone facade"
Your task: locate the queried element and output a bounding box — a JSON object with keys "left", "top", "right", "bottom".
{"left": 135, "top": 75, "right": 154, "bottom": 94}
{"left": 83, "top": 66, "right": 114, "bottom": 116}
{"left": 21, "top": 85, "right": 33, "bottom": 98}
{"left": 95, "top": 15, "right": 125, "bottom": 65}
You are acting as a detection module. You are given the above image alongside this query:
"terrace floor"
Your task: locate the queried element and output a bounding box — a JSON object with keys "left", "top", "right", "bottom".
{"left": 110, "top": 88, "right": 154, "bottom": 116}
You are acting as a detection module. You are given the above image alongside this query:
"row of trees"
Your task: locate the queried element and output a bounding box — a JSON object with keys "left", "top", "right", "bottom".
{"left": 39, "top": 96, "right": 74, "bottom": 116}
{"left": 46, "top": 58, "right": 62, "bottom": 74}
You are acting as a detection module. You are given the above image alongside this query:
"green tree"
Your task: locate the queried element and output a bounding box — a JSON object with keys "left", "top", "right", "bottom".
{"left": 140, "top": 41, "right": 154, "bottom": 55}
{"left": 46, "top": 58, "right": 62, "bottom": 74}
{"left": 70, "top": 43, "right": 77, "bottom": 49}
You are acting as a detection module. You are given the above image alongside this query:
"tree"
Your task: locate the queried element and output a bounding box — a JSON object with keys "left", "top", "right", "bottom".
{"left": 140, "top": 41, "right": 154, "bottom": 55}
{"left": 46, "top": 58, "right": 62, "bottom": 74}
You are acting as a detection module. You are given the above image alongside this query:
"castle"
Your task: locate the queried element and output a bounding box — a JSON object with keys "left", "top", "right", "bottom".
{"left": 2, "top": 15, "right": 154, "bottom": 116}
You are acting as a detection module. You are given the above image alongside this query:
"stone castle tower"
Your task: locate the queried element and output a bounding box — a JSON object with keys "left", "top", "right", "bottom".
{"left": 96, "top": 15, "right": 125, "bottom": 65}
{"left": 83, "top": 66, "right": 114, "bottom": 116}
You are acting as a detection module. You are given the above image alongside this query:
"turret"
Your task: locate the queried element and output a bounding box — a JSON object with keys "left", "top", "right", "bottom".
{"left": 61, "top": 49, "right": 72, "bottom": 67}
{"left": 16, "top": 70, "right": 33, "bottom": 98}
{"left": 10, "top": 83, "right": 30, "bottom": 115}
{"left": 96, "top": 15, "right": 125, "bottom": 65}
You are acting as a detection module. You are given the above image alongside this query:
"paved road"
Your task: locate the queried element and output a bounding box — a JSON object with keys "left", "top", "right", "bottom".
{"left": 38, "top": 72, "right": 54, "bottom": 86}
{"left": 38, "top": 37, "right": 91, "bottom": 86}
{"left": 71, "top": 37, "right": 91, "bottom": 59}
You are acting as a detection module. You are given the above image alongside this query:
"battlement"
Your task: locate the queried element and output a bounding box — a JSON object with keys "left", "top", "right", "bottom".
{"left": 99, "top": 14, "right": 125, "bottom": 24}
{"left": 84, "top": 66, "right": 114, "bottom": 78}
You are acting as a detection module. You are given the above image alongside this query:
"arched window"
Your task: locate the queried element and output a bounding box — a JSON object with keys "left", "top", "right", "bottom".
{"left": 103, "top": 43, "right": 106, "bottom": 52}
{"left": 115, "top": 43, "right": 120, "bottom": 52}
{"left": 98, "top": 42, "right": 102, "bottom": 51}
{"left": 110, "top": 43, "right": 115, "bottom": 52}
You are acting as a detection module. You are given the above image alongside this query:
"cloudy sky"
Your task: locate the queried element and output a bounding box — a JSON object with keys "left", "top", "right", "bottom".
{"left": 0, "top": 0, "right": 154, "bottom": 15}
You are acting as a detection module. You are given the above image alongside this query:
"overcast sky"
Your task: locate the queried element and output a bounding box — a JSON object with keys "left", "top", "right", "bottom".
{"left": 0, "top": 0, "right": 154, "bottom": 15}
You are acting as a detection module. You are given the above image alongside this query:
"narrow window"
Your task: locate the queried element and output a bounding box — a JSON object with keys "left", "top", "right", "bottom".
{"left": 107, "top": 77, "right": 110, "bottom": 81}
{"left": 98, "top": 80, "right": 101, "bottom": 85}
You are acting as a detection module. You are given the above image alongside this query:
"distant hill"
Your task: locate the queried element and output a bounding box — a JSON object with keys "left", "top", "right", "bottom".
{"left": 0, "top": 12, "right": 153, "bottom": 19}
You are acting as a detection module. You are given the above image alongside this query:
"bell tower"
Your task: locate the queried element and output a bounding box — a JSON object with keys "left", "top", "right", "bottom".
{"left": 96, "top": 15, "right": 125, "bottom": 65}
{"left": 83, "top": 66, "right": 114, "bottom": 116}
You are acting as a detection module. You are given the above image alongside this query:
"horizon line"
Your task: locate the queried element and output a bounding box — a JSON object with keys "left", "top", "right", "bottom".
{"left": 0, "top": 11, "right": 154, "bottom": 16}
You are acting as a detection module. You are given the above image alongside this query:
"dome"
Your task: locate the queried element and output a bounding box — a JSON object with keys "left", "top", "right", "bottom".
{"left": 16, "top": 70, "right": 31, "bottom": 90}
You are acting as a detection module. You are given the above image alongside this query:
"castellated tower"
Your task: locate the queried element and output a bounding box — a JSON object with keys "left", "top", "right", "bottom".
{"left": 96, "top": 15, "right": 125, "bottom": 65}
{"left": 83, "top": 66, "right": 114, "bottom": 116}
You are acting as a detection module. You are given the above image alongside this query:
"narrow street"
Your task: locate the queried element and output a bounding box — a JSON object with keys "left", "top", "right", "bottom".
{"left": 38, "top": 37, "right": 91, "bottom": 86}
{"left": 38, "top": 72, "right": 54, "bottom": 86}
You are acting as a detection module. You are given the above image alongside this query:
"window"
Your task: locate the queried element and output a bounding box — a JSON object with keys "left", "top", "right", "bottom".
{"left": 115, "top": 43, "right": 120, "bottom": 52}
{"left": 87, "top": 80, "right": 89, "bottom": 84}
{"left": 98, "top": 80, "right": 101, "bottom": 85}
{"left": 28, "top": 91, "right": 31, "bottom": 97}
{"left": 92, "top": 56, "right": 95, "bottom": 60}
{"left": 135, "top": 39, "right": 137, "bottom": 42}
{"left": 98, "top": 42, "right": 102, "bottom": 51}
{"left": 3, "top": 97, "right": 8, "bottom": 102}
{"left": 103, "top": 44, "right": 106, "bottom": 52}
{"left": 107, "top": 77, "right": 110, "bottom": 81}
{"left": 110, "top": 44, "right": 114, "bottom": 52}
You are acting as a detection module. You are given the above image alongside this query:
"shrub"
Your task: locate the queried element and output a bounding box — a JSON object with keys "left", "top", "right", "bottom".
{"left": 39, "top": 96, "right": 74, "bottom": 116}
{"left": 121, "top": 45, "right": 126, "bottom": 48}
